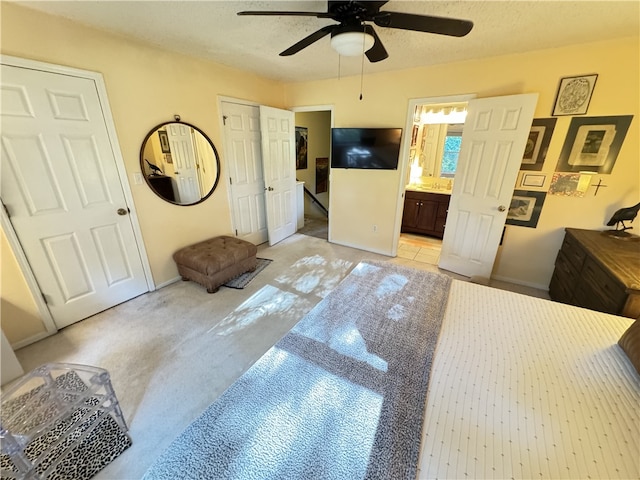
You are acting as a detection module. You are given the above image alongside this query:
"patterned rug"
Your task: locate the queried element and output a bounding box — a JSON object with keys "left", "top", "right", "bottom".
{"left": 144, "top": 260, "right": 451, "bottom": 480}
{"left": 223, "top": 258, "right": 272, "bottom": 289}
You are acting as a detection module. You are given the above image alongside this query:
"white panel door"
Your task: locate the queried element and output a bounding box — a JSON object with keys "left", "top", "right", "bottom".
{"left": 259, "top": 106, "right": 296, "bottom": 246}
{"left": 166, "top": 123, "right": 200, "bottom": 204}
{"left": 222, "top": 102, "right": 268, "bottom": 245}
{"left": 438, "top": 93, "right": 538, "bottom": 278}
{"left": 1, "top": 64, "right": 148, "bottom": 328}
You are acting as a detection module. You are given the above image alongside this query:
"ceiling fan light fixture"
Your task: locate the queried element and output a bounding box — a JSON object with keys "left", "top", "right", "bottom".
{"left": 330, "top": 31, "right": 374, "bottom": 56}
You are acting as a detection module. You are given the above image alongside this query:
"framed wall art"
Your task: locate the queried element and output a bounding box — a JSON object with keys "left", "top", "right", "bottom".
{"left": 552, "top": 74, "right": 598, "bottom": 116}
{"left": 521, "top": 118, "right": 557, "bottom": 170}
{"left": 158, "top": 130, "right": 170, "bottom": 153}
{"left": 316, "top": 157, "right": 328, "bottom": 194}
{"left": 521, "top": 173, "right": 546, "bottom": 188}
{"left": 295, "top": 126, "right": 308, "bottom": 170}
{"left": 505, "top": 190, "right": 547, "bottom": 228}
{"left": 555, "top": 115, "right": 633, "bottom": 174}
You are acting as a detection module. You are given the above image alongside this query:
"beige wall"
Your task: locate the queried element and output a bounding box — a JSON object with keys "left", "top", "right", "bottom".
{"left": 285, "top": 36, "right": 640, "bottom": 287}
{"left": 1, "top": 230, "right": 45, "bottom": 342}
{"left": 1, "top": 3, "right": 638, "bottom": 345}
{"left": 294, "top": 111, "right": 331, "bottom": 217}
{"left": 0, "top": 3, "right": 285, "bottom": 344}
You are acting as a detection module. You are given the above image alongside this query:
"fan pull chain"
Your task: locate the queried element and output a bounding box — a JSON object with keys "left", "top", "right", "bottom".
{"left": 359, "top": 33, "right": 366, "bottom": 100}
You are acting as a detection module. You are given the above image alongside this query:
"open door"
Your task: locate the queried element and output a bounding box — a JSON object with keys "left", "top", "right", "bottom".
{"left": 438, "top": 93, "right": 538, "bottom": 278}
{"left": 259, "top": 106, "right": 297, "bottom": 246}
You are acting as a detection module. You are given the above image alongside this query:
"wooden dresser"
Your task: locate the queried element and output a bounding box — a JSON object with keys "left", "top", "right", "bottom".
{"left": 549, "top": 228, "right": 640, "bottom": 319}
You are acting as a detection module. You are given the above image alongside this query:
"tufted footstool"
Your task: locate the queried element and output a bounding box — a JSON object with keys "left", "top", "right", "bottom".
{"left": 173, "top": 236, "right": 257, "bottom": 293}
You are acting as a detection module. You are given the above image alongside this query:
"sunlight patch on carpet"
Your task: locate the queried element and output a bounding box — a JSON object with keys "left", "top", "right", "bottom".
{"left": 275, "top": 255, "right": 353, "bottom": 297}
{"left": 208, "top": 285, "right": 300, "bottom": 336}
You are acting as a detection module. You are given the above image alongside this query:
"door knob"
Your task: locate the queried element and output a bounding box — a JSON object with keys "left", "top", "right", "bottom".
{"left": 117, "top": 208, "right": 128, "bottom": 216}
{"left": 498, "top": 205, "right": 506, "bottom": 212}
{"left": 268, "top": 186, "right": 274, "bottom": 191}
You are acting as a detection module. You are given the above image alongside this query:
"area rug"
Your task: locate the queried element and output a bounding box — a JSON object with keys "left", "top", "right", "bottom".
{"left": 144, "top": 260, "right": 452, "bottom": 480}
{"left": 223, "top": 258, "right": 272, "bottom": 289}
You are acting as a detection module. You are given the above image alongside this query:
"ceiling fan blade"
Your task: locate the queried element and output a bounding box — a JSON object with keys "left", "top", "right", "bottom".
{"left": 363, "top": 25, "right": 388, "bottom": 63}
{"left": 374, "top": 12, "right": 473, "bottom": 37}
{"left": 280, "top": 25, "right": 335, "bottom": 56}
{"left": 238, "top": 11, "right": 328, "bottom": 17}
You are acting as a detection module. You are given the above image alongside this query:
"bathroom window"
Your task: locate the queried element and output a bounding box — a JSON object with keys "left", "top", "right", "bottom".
{"left": 440, "top": 126, "right": 463, "bottom": 178}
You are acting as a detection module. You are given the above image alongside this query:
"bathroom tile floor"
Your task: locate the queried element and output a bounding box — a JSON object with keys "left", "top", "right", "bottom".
{"left": 397, "top": 233, "right": 442, "bottom": 265}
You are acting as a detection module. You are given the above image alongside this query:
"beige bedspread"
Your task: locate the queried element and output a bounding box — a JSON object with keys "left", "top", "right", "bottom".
{"left": 419, "top": 280, "right": 639, "bottom": 479}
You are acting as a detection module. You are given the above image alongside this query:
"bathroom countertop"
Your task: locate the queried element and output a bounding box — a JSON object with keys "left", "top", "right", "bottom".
{"left": 405, "top": 184, "right": 452, "bottom": 195}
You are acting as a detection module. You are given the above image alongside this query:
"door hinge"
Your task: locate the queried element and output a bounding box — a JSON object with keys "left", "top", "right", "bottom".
{"left": 2, "top": 202, "right": 10, "bottom": 218}
{"left": 223, "top": 115, "right": 228, "bottom": 126}
{"left": 235, "top": 229, "right": 238, "bottom": 236}
{"left": 41, "top": 293, "right": 48, "bottom": 305}
{"left": 229, "top": 177, "right": 232, "bottom": 185}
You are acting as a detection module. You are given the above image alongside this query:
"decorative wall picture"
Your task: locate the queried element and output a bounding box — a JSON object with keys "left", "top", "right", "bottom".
{"left": 295, "top": 126, "right": 308, "bottom": 169}
{"left": 521, "top": 173, "right": 546, "bottom": 188}
{"left": 521, "top": 118, "right": 556, "bottom": 171}
{"left": 506, "top": 190, "right": 547, "bottom": 228}
{"left": 555, "top": 115, "right": 633, "bottom": 174}
{"left": 158, "top": 130, "right": 170, "bottom": 153}
{"left": 552, "top": 74, "right": 598, "bottom": 116}
{"left": 316, "top": 157, "right": 328, "bottom": 194}
{"left": 410, "top": 124, "right": 419, "bottom": 147}
{"left": 548, "top": 172, "right": 591, "bottom": 197}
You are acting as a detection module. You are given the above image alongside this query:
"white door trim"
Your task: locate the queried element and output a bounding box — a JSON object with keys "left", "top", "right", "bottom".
{"left": 1, "top": 55, "right": 154, "bottom": 345}
{"left": 392, "top": 94, "right": 477, "bottom": 257}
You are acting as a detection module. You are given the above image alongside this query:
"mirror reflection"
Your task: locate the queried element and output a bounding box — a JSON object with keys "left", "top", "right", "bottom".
{"left": 140, "top": 121, "right": 220, "bottom": 205}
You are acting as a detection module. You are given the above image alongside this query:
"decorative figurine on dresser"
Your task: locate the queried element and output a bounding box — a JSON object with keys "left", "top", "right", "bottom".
{"left": 606, "top": 201, "right": 640, "bottom": 232}
{"left": 549, "top": 202, "right": 640, "bottom": 319}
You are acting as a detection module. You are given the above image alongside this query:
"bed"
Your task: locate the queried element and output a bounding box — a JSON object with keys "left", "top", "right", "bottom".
{"left": 145, "top": 261, "right": 639, "bottom": 479}
{"left": 418, "top": 280, "right": 639, "bottom": 479}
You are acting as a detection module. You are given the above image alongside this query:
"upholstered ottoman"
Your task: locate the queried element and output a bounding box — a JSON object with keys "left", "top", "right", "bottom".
{"left": 173, "top": 236, "right": 257, "bottom": 293}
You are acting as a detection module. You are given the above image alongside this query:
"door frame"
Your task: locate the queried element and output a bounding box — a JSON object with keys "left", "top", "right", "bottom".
{"left": 1, "top": 55, "right": 154, "bottom": 347}
{"left": 290, "top": 105, "right": 334, "bottom": 240}
{"left": 392, "top": 94, "right": 476, "bottom": 257}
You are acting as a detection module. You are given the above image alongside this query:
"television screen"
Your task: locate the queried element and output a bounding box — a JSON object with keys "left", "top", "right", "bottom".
{"left": 331, "top": 128, "right": 402, "bottom": 170}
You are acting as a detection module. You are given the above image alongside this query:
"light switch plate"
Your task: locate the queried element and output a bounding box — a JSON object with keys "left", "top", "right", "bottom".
{"left": 133, "top": 172, "right": 144, "bottom": 185}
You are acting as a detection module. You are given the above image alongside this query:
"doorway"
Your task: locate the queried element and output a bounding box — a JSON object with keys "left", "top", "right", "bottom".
{"left": 292, "top": 106, "right": 333, "bottom": 240}
{"left": 1, "top": 56, "right": 152, "bottom": 335}
{"left": 395, "top": 93, "right": 538, "bottom": 279}
{"left": 221, "top": 100, "right": 297, "bottom": 246}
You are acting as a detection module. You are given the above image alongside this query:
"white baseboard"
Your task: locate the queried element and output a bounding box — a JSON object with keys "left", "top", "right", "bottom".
{"left": 155, "top": 276, "right": 182, "bottom": 290}
{"left": 491, "top": 274, "right": 548, "bottom": 292}
{"left": 329, "top": 239, "right": 393, "bottom": 258}
{"left": 11, "top": 330, "right": 54, "bottom": 350}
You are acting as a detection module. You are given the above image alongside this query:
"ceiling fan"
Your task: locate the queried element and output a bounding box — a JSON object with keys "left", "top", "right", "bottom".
{"left": 237, "top": 1, "right": 473, "bottom": 63}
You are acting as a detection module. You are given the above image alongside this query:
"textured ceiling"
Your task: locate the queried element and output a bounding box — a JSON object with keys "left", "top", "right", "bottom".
{"left": 15, "top": 1, "right": 640, "bottom": 82}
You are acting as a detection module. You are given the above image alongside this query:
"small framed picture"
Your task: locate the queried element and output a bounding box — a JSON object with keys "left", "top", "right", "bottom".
{"left": 555, "top": 115, "right": 633, "bottom": 174}
{"left": 552, "top": 74, "right": 598, "bottom": 116}
{"left": 158, "top": 130, "right": 170, "bottom": 153}
{"left": 521, "top": 173, "right": 546, "bottom": 188}
{"left": 505, "top": 190, "right": 547, "bottom": 228}
{"left": 521, "top": 118, "right": 556, "bottom": 171}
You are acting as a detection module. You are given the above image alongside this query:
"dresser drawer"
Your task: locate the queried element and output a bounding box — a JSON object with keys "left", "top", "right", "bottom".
{"left": 549, "top": 271, "right": 574, "bottom": 305}
{"left": 549, "top": 251, "right": 579, "bottom": 303}
{"left": 561, "top": 234, "right": 587, "bottom": 271}
{"left": 579, "top": 257, "right": 627, "bottom": 312}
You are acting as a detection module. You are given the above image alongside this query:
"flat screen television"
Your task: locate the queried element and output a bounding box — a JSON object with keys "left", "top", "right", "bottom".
{"left": 331, "top": 128, "right": 402, "bottom": 170}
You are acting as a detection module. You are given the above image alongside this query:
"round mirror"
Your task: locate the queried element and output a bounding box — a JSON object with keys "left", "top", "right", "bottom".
{"left": 140, "top": 120, "right": 221, "bottom": 205}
